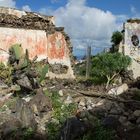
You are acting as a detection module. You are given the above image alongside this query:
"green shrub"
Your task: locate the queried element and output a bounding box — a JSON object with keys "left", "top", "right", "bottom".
{"left": 75, "top": 62, "right": 86, "bottom": 76}
{"left": 110, "top": 31, "right": 123, "bottom": 52}
{"left": 0, "top": 62, "right": 13, "bottom": 84}
{"left": 91, "top": 52, "right": 131, "bottom": 89}
{"left": 34, "top": 62, "right": 48, "bottom": 84}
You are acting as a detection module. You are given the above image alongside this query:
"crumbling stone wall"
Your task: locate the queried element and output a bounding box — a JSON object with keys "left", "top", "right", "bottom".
{"left": 119, "top": 19, "right": 140, "bottom": 78}
{"left": 0, "top": 7, "right": 74, "bottom": 79}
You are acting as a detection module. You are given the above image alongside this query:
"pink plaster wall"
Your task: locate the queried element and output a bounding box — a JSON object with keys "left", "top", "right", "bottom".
{"left": 0, "top": 27, "right": 69, "bottom": 63}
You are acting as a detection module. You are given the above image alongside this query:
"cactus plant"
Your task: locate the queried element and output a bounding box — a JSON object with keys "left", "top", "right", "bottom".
{"left": 9, "top": 44, "right": 24, "bottom": 60}
{"left": 39, "top": 64, "right": 48, "bottom": 83}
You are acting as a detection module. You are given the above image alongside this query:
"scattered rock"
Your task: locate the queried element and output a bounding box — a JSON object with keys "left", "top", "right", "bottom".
{"left": 102, "top": 116, "right": 120, "bottom": 129}
{"left": 89, "top": 108, "right": 106, "bottom": 118}
{"left": 29, "top": 88, "right": 52, "bottom": 115}
{"left": 119, "top": 116, "right": 127, "bottom": 124}
{"left": 123, "top": 121, "right": 135, "bottom": 130}
{"left": 58, "top": 90, "right": 64, "bottom": 97}
{"left": 136, "top": 118, "right": 140, "bottom": 124}
{"left": 11, "top": 98, "right": 36, "bottom": 128}
{"left": 0, "top": 115, "right": 21, "bottom": 136}
{"left": 16, "top": 76, "right": 33, "bottom": 90}
{"left": 64, "top": 95, "right": 73, "bottom": 104}
{"left": 108, "top": 83, "right": 128, "bottom": 95}
{"left": 79, "top": 99, "right": 86, "bottom": 107}
{"left": 110, "top": 108, "right": 122, "bottom": 115}
{"left": 104, "top": 102, "right": 113, "bottom": 111}
{"left": 95, "top": 99, "right": 105, "bottom": 107}
{"left": 22, "top": 95, "right": 32, "bottom": 102}
{"left": 124, "top": 127, "right": 140, "bottom": 140}
{"left": 133, "top": 110, "right": 140, "bottom": 117}
{"left": 59, "top": 117, "right": 89, "bottom": 140}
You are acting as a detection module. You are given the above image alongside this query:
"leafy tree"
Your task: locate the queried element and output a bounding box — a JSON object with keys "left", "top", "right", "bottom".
{"left": 91, "top": 52, "right": 131, "bottom": 89}
{"left": 111, "top": 31, "right": 123, "bottom": 52}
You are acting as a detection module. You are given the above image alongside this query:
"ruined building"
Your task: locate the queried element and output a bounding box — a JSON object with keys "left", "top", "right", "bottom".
{"left": 0, "top": 7, "right": 74, "bottom": 79}
{"left": 119, "top": 19, "right": 140, "bottom": 78}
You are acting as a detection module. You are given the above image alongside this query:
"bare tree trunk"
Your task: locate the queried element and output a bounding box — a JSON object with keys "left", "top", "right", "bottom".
{"left": 86, "top": 46, "right": 91, "bottom": 79}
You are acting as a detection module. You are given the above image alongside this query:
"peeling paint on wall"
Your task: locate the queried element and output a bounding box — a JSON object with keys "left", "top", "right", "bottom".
{"left": 120, "top": 19, "right": 140, "bottom": 78}
{"left": 0, "top": 7, "right": 74, "bottom": 79}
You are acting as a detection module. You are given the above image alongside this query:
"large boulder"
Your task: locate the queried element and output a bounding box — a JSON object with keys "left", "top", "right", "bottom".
{"left": 59, "top": 117, "right": 89, "bottom": 140}
{"left": 29, "top": 88, "right": 52, "bottom": 116}
{"left": 108, "top": 83, "right": 128, "bottom": 95}
{"left": 0, "top": 113, "right": 21, "bottom": 138}
{"left": 11, "top": 98, "right": 36, "bottom": 128}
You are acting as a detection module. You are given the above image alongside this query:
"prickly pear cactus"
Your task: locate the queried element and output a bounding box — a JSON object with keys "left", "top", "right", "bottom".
{"left": 9, "top": 44, "right": 24, "bottom": 60}
{"left": 39, "top": 64, "right": 48, "bottom": 83}
{"left": 35, "top": 62, "right": 48, "bottom": 83}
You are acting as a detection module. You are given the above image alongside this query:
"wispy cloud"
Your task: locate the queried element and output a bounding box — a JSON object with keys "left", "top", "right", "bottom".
{"left": 22, "top": 5, "right": 31, "bottom": 12}
{"left": 51, "top": 0, "right": 60, "bottom": 4}
{"left": 0, "top": 0, "right": 16, "bottom": 8}
{"left": 130, "top": 5, "right": 140, "bottom": 18}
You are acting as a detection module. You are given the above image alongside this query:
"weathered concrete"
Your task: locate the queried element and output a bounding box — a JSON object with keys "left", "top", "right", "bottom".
{"left": 0, "top": 7, "right": 74, "bottom": 79}
{"left": 119, "top": 19, "right": 140, "bottom": 79}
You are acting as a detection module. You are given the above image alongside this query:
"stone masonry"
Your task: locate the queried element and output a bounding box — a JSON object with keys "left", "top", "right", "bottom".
{"left": 119, "top": 19, "right": 140, "bottom": 79}
{"left": 0, "top": 7, "right": 74, "bottom": 79}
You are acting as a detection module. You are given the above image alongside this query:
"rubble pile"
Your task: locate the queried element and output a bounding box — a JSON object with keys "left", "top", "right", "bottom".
{"left": 0, "top": 42, "right": 139, "bottom": 140}
{"left": 1, "top": 66, "right": 140, "bottom": 140}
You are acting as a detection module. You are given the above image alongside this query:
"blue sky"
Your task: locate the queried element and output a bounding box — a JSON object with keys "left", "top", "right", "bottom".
{"left": 0, "top": 0, "right": 140, "bottom": 56}
{"left": 15, "top": 0, "right": 140, "bottom": 16}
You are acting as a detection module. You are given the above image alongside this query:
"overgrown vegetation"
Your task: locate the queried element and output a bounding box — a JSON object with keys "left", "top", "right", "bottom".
{"left": 110, "top": 31, "right": 123, "bottom": 52}
{"left": 91, "top": 52, "right": 131, "bottom": 89}
{"left": 0, "top": 44, "right": 49, "bottom": 88}
{"left": 45, "top": 91, "right": 77, "bottom": 140}
{"left": 0, "top": 63, "right": 13, "bottom": 85}
{"left": 81, "top": 127, "right": 114, "bottom": 140}
{"left": 75, "top": 52, "right": 131, "bottom": 89}
{"left": 44, "top": 90, "right": 116, "bottom": 140}
{"left": 6, "top": 127, "right": 34, "bottom": 140}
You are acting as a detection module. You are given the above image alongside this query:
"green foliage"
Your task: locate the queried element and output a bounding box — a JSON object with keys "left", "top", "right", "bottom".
{"left": 39, "top": 64, "right": 48, "bottom": 83}
{"left": 9, "top": 44, "right": 23, "bottom": 60}
{"left": 75, "top": 62, "right": 86, "bottom": 76}
{"left": 0, "top": 62, "right": 13, "bottom": 84}
{"left": 9, "top": 127, "right": 34, "bottom": 140}
{"left": 50, "top": 91, "right": 77, "bottom": 123}
{"left": 111, "top": 31, "right": 123, "bottom": 46}
{"left": 45, "top": 91, "right": 77, "bottom": 140}
{"left": 18, "top": 49, "right": 30, "bottom": 69}
{"left": 80, "top": 120, "right": 115, "bottom": 140}
{"left": 35, "top": 62, "right": 48, "bottom": 83}
{"left": 22, "top": 127, "right": 34, "bottom": 140}
{"left": 91, "top": 52, "right": 131, "bottom": 88}
{"left": 111, "top": 31, "right": 123, "bottom": 52}
{"left": 47, "top": 122, "right": 60, "bottom": 140}
{"left": 90, "top": 75, "right": 107, "bottom": 85}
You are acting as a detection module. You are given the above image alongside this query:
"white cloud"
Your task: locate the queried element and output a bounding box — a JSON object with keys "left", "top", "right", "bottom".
{"left": 130, "top": 5, "right": 140, "bottom": 18}
{"left": 0, "top": 0, "right": 16, "bottom": 8}
{"left": 39, "top": 0, "right": 126, "bottom": 55}
{"left": 131, "top": 5, "right": 136, "bottom": 14}
{"left": 22, "top": 5, "right": 31, "bottom": 12}
{"left": 51, "top": 0, "right": 59, "bottom": 3}
{"left": 39, "top": 7, "right": 53, "bottom": 15}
